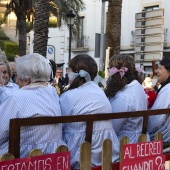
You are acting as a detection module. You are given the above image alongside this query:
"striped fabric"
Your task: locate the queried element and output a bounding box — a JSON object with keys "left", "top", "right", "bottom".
{"left": 0, "top": 84, "right": 65, "bottom": 157}
{"left": 110, "top": 80, "right": 148, "bottom": 143}
{"left": 0, "top": 82, "right": 19, "bottom": 104}
{"left": 60, "top": 81, "right": 120, "bottom": 169}
{"left": 148, "top": 83, "right": 170, "bottom": 141}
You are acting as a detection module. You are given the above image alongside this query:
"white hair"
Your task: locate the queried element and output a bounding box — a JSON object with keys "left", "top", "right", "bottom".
{"left": 15, "top": 53, "right": 51, "bottom": 83}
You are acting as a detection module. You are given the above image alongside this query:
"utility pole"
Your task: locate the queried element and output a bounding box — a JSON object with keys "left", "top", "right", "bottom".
{"left": 99, "top": 0, "right": 106, "bottom": 71}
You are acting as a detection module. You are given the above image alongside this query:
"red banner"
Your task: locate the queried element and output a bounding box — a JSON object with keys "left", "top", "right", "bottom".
{"left": 120, "top": 140, "right": 165, "bottom": 170}
{"left": 0, "top": 152, "right": 70, "bottom": 170}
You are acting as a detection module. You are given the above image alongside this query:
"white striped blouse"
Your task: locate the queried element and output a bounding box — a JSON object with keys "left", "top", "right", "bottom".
{"left": 0, "top": 84, "right": 65, "bottom": 157}
{"left": 148, "top": 83, "right": 170, "bottom": 141}
{"left": 110, "top": 80, "right": 148, "bottom": 143}
{"left": 0, "top": 82, "right": 19, "bottom": 104}
{"left": 60, "top": 81, "right": 120, "bottom": 169}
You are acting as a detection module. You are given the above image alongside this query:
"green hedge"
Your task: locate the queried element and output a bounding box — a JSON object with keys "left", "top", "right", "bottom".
{"left": 4, "top": 41, "right": 19, "bottom": 61}
{"left": 0, "top": 40, "right": 11, "bottom": 51}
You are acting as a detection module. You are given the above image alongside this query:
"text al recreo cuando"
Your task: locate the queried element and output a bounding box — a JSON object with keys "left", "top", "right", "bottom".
{"left": 124, "top": 141, "right": 162, "bottom": 160}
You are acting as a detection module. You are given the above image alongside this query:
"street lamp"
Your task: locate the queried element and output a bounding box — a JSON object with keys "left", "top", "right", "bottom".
{"left": 66, "top": 10, "right": 76, "bottom": 61}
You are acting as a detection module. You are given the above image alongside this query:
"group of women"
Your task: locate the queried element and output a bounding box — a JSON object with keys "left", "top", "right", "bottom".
{"left": 0, "top": 52, "right": 170, "bottom": 169}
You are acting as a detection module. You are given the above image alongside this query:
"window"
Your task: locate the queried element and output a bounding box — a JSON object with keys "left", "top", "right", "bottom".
{"left": 77, "top": 16, "right": 84, "bottom": 48}
{"left": 144, "top": 5, "right": 159, "bottom": 11}
{"left": 144, "top": 66, "right": 152, "bottom": 75}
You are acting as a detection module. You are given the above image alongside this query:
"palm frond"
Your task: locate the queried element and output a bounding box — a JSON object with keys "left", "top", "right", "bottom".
{"left": 51, "top": 0, "right": 63, "bottom": 10}
{"left": 48, "top": 0, "right": 85, "bottom": 37}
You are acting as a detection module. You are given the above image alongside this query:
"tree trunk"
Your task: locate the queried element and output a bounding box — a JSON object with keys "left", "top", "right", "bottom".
{"left": 33, "top": 0, "right": 50, "bottom": 57}
{"left": 18, "top": 16, "right": 27, "bottom": 56}
{"left": 106, "top": 0, "right": 122, "bottom": 57}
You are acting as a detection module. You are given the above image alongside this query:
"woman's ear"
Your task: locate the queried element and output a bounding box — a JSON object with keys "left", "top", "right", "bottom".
{"left": 25, "top": 78, "right": 31, "bottom": 85}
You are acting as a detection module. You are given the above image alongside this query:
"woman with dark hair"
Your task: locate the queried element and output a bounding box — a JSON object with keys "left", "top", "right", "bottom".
{"left": 148, "top": 57, "right": 170, "bottom": 141}
{"left": 60, "top": 54, "right": 119, "bottom": 169}
{"left": 105, "top": 54, "right": 148, "bottom": 143}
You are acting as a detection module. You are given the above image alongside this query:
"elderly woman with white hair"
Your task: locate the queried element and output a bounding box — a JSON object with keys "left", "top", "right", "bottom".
{"left": 0, "top": 61, "right": 19, "bottom": 104}
{"left": 0, "top": 53, "right": 65, "bottom": 157}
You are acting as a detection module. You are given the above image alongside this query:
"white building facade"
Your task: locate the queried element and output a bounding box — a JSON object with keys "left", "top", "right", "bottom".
{"left": 29, "top": 0, "right": 170, "bottom": 74}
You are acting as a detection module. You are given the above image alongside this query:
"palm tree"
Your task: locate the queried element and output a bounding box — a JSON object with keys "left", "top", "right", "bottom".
{"left": 4, "top": 0, "right": 33, "bottom": 56}
{"left": 33, "top": 0, "right": 85, "bottom": 57}
{"left": 106, "top": 0, "right": 122, "bottom": 57}
{"left": 33, "top": 0, "right": 49, "bottom": 57}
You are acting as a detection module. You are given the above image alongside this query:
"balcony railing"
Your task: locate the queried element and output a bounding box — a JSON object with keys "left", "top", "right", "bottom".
{"left": 130, "top": 28, "right": 168, "bottom": 47}
{"left": 67, "top": 36, "right": 89, "bottom": 52}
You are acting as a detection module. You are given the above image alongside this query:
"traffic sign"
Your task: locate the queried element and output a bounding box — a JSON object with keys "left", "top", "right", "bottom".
{"left": 48, "top": 47, "right": 54, "bottom": 54}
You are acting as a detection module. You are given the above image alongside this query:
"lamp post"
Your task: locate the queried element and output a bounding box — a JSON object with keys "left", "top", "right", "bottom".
{"left": 66, "top": 10, "right": 76, "bottom": 61}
